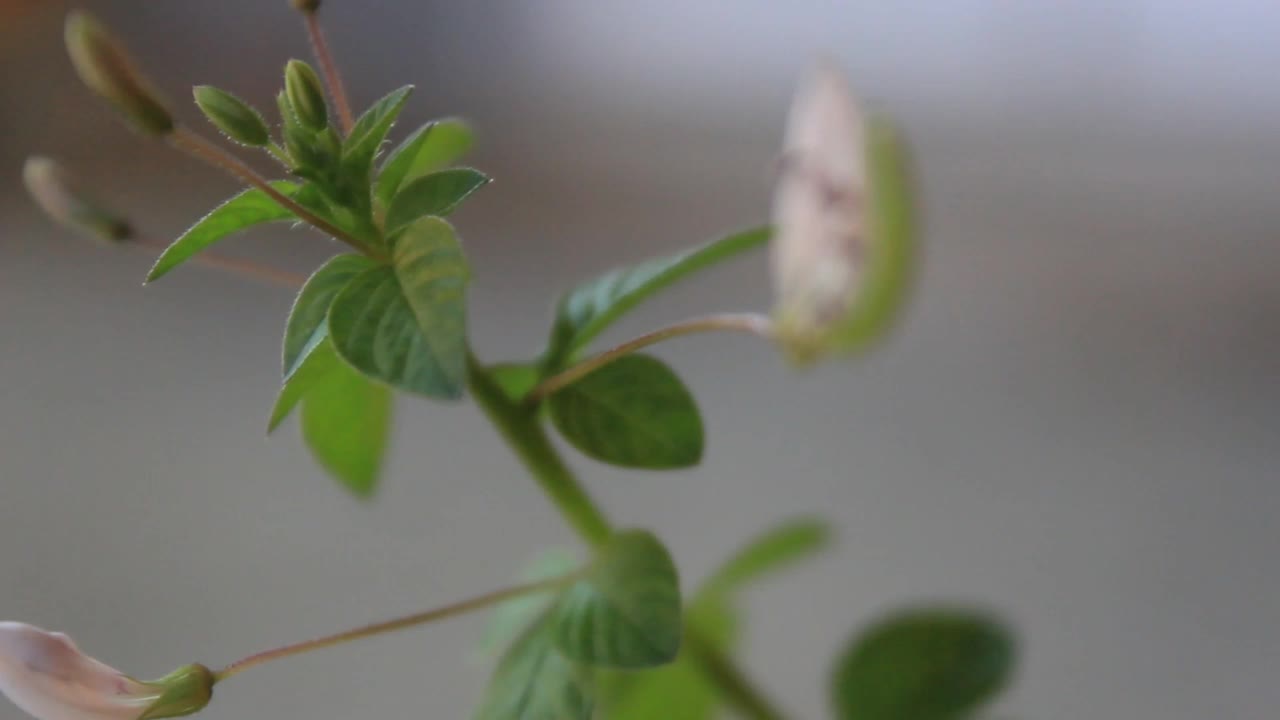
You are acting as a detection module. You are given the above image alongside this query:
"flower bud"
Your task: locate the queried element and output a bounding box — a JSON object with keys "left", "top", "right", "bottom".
{"left": 770, "top": 61, "right": 914, "bottom": 365}
{"left": 192, "top": 86, "right": 270, "bottom": 147}
{"left": 284, "top": 60, "right": 328, "bottom": 132}
{"left": 290, "top": 0, "right": 321, "bottom": 12}
{"left": 0, "top": 622, "right": 213, "bottom": 720}
{"left": 23, "top": 157, "right": 133, "bottom": 244}
{"left": 64, "top": 12, "right": 174, "bottom": 137}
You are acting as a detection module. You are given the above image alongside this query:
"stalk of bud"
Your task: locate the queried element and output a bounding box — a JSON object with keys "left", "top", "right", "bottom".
{"left": 23, "top": 157, "right": 133, "bottom": 243}
{"left": 64, "top": 12, "right": 174, "bottom": 137}
{"left": 290, "top": 0, "right": 322, "bottom": 12}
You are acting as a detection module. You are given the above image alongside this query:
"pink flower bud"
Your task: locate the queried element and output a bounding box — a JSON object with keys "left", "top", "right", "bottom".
{"left": 0, "top": 623, "right": 212, "bottom": 720}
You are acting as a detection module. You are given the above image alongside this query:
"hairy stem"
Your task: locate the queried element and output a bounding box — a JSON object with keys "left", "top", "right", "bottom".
{"left": 168, "top": 127, "right": 373, "bottom": 255}
{"left": 303, "top": 11, "right": 354, "bottom": 133}
{"left": 213, "top": 572, "right": 576, "bottom": 683}
{"left": 528, "top": 312, "right": 773, "bottom": 403}
{"left": 467, "top": 352, "right": 790, "bottom": 720}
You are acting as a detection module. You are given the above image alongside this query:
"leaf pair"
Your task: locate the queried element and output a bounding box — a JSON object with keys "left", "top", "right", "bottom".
{"left": 535, "top": 227, "right": 771, "bottom": 471}
{"left": 477, "top": 531, "right": 683, "bottom": 720}
{"left": 269, "top": 217, "right": 469, "bottom": 494}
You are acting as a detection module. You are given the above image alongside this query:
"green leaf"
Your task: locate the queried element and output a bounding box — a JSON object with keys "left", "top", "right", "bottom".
{"left": 598, "top": 597, "right": 737, "bottom": 720}
{"left": 282, "top": 254, "right": 375, "bottom": 378}
{"left": 553, "top": 529, "right": 681, "bottom": 669}
{"left": 475, "top": 612, "right": 594, "bottom": 720}
{"left": 327, "top": 217, "right": 469, "bottom": 399}
{"left": 832, "top": 609, "right": 1015, "bottom": 720}
{"left": 544, "top": 226, "right": 770, "bottom": 368}
{"left": 479, "top": 548, "right": 581, "bottom": 659}
{"left": 703, "top": 518, "right": 831, "bottom": 594}
{"left": 548, "top": 354, "right": 702, "bottom": 469}
{"left": 300, "top": 355, "right": 393, "bottom": 497}
{"left": 146, "top": 182, "right": 299, "bottom": 282}
{"left": 267, "top": 338, "right": 341, "bottom": 433}
{"left": 375, "top": 118, "right": 475, "bottom": 206}
{"left": 383, "top": 168, "right": 490, "bottom": 237}
{"left": 487, "top": 362, "right": 541, "bottom": 404}
{"left": 341, "top": 85, "right": 414, "bottom": 180}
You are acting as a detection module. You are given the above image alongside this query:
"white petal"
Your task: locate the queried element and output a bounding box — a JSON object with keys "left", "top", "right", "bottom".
{"left": 771, "top": 60, "right": 867, "bottom": 346}
{"left": 0, "top": 623, "right": 156, "bottom": 720}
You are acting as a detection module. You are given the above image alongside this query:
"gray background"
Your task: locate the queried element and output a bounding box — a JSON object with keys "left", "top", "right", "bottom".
{"left": 2, "top": 1, "right": 1278, "bottom": 718}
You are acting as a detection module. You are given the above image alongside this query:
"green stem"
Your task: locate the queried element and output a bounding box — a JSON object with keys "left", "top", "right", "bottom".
{"left": 467, "top": 352, "right": 790, "bottom": 720}
{"left": 213, "top": 572, "right": 576, "bottom": 683}
{"left": 466, "top": 351, "right": 611, "bottom": 546}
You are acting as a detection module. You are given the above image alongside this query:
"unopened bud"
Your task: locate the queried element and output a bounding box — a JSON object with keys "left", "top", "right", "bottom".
{"left": 193, "top": 86, "right": 270, "bottom": 146}
{"left": 284, "top": 60, "right": 328, "bottom": 132}
{"left": 0, "top": 622, "right": 214, "bottom": 720}
{"left": 65, "top": 12, "right": 174, "bottom": 137}
{"left": 23, "top": 156, "right": 133, "bottom": 243}
{"left": 770, "top": 61, "right": 914, "bottom": 365}
{"left": 290, "top": 0, "right": 321, "bottom": 12}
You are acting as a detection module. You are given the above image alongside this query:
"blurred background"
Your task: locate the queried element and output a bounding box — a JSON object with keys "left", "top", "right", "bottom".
{"left": 2, "top": 1, "right": 1278, "bottom": 718}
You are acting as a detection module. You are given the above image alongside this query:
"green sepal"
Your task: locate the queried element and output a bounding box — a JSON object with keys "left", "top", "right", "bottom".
{"left": 136, "top": 664, "right": 214, "bottom": 720}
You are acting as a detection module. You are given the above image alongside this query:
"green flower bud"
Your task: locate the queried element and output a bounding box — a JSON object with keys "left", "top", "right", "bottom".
{"left": 290, "top": 0, "right": 322, "bottom": 12}
{"left": 64, "top": 11, "right": 174, "bottom": 137}
{"left": 284, "top": 60, "right": 328, "bottom": 132}
{"left": 192, "top": 86, "right": 270, "bottom": 146}
{"left": 23, "top": 156, "right": 133, "bottom": 243}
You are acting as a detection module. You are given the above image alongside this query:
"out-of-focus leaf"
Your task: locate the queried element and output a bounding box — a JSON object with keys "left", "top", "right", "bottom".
{"left": 553, "top": 530, "right": 681, "bottom": 669}
{"left": 831, "top": 608, "right": 1015, "bottom": 720}
{"left": 702, "top": 517, "right": 831, "bottom": 594}
{"left": 479, "top": 548, "right": 581, "bottom": 659}
{"left": 475, "top": 612, "right": 594, "bottom": 720}
{"left": 299, "top": 356, "right": 392, "bottom": 497}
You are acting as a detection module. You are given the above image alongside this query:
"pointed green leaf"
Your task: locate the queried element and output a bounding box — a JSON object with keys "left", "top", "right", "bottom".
{"left": 703, "top": 518, "right": 831, "bottom": 594}
{"left": 553, "top": 529, "right": 681, "bottom": 669}
{"left": 282, "top": 254, "right": 375, "bottom": 378}
{"left": 549, "top": 354, "right": 702, "bottom": 469}
{"left": 342, "top": 85, "right": 413, "bottom": 179}
{"left": 479, "top": 548, "right": 581, "bottom": 659}
{"left": 383, "top": 168, "right": 490, "bottom": 237}
{"left": 300, "top": 356, "right": 392, "bottom": 498}
{"left": 832, "top": 609, "right": 1015, "bottom": 720}
{"left": 146, "top": 182, "right": 300, "bottom": 282}
{"left": 475, "top": 612, "right": 595, "bottom": 720}
{"left": 544, "top": 226, "right": 770, "bottom": 368}
{"left": 327, "top": 217, "right": 469, "bottom": 399}
{"left": 268, "top": 338, "right": 341, "bottom": 433}
{"left": 375, "top": 118, "right": 474, "bottom": 205}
